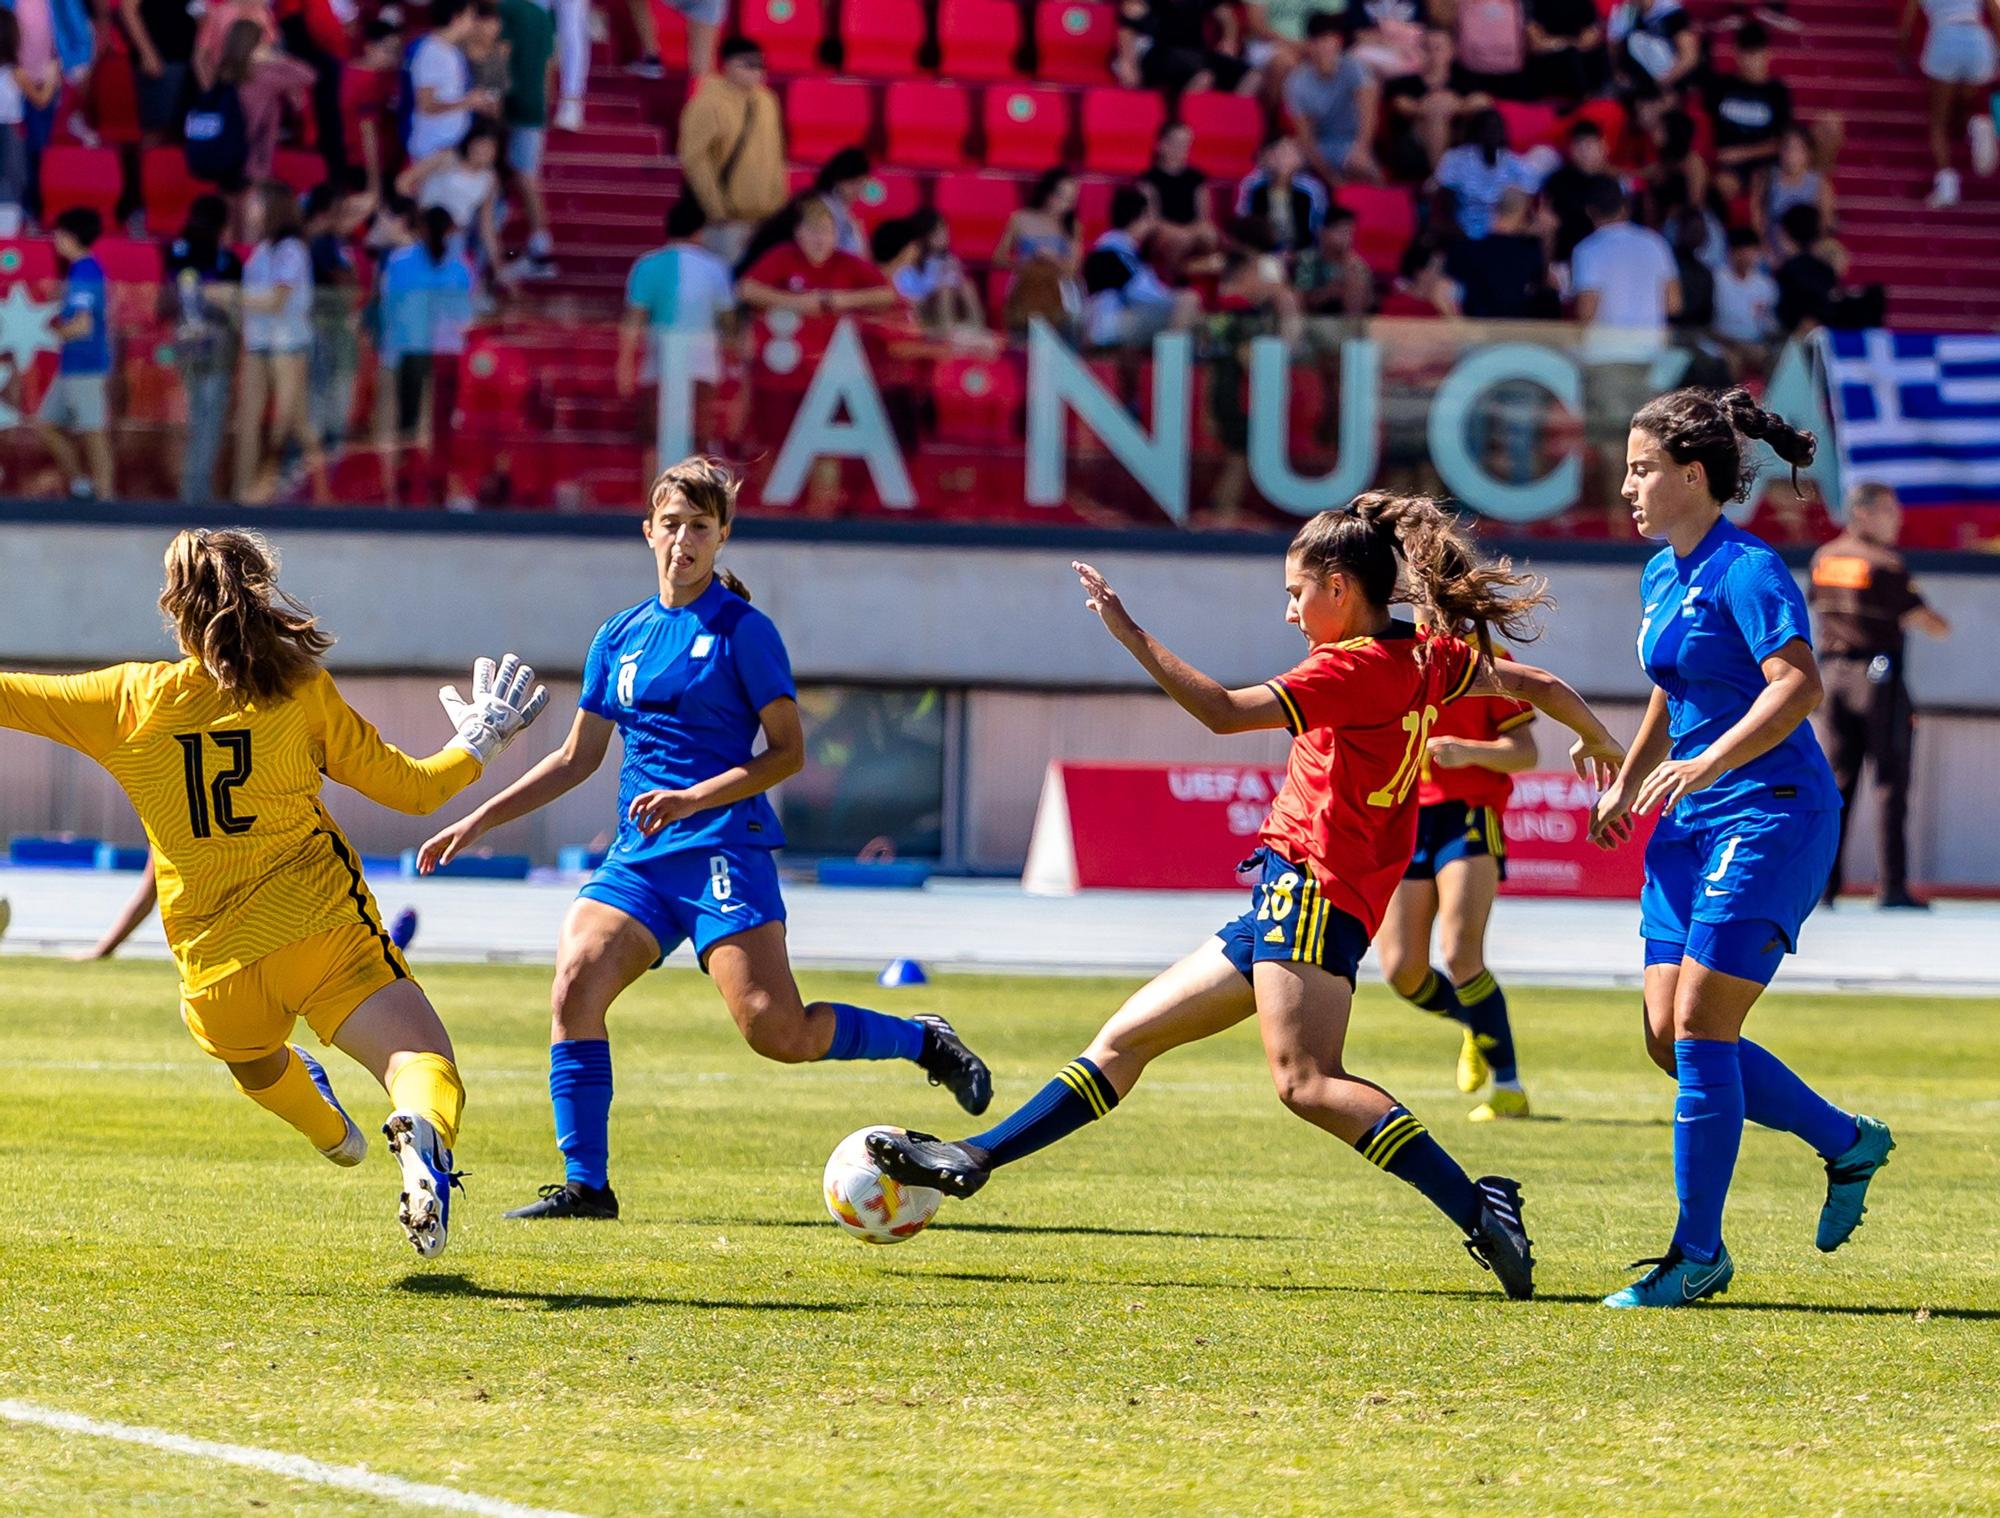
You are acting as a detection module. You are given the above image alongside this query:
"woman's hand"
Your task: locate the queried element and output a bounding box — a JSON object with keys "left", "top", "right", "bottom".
{"left": 1426, "top": 736, "right": 1476, "bottom": 769}
{"left": 1569, "top": 731, "right": 1625, "bottom": 789}
{"left": 629, "top": 789, "right": 701, "bottom": 836}
{"left": 1073, "top": 561, "right": 1143, "bottom": 647}
{"left": 416, "top": 814, "right": 486, "bottom": 874}
{"left": 1633, "top": 755, "right": 1721, "bottom": 817}
{"left": 1587, "top": 785, "right": 1636, "bottom": 850}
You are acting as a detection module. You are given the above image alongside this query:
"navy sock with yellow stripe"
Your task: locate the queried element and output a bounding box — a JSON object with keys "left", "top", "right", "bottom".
{"left": 1356, "top": 1105, "right": 1482, "bottom": 1233}
{"left": 964, "top": 1057, "right": 1119, "bottom": 1169}
{"left": 1400, "top": 968, "right": 1464, "bottom": 1020}
{"left": 1454, "top": 969, "right": 1518, "bottom": 1084}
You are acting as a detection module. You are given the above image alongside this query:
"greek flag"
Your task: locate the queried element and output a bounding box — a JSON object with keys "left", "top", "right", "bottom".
{"left": 1823, "top": 329, "right": 2000, "bottom": 505}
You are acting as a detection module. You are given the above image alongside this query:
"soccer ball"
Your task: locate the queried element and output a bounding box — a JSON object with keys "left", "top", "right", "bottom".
{"left": 822, "top": 1127, "right": 940, "bottom": 1244}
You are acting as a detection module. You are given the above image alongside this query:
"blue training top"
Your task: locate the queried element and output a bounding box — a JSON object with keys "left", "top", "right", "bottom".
{"left": 1637, "top": 516, "right": 1841, "bottom": 828}
{"left": 578, "top": 579, "right": 797, "bottom": 859}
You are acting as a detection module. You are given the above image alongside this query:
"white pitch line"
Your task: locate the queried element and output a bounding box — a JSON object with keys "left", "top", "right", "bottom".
{"left": 0, "top": 1400, "right": 588, "bottom": 1518}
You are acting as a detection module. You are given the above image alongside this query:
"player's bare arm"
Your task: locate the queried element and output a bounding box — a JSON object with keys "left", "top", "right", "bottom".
{"left": 1473, "top": 658, "right": 1624, "bottom": 786}
{"left": 629, "top": 696, "right": 805, "bottom": 837}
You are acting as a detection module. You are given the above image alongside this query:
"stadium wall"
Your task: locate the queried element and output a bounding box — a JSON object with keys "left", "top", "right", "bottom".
{"left": 2, "top": 511, "right": 1995, "bottom": 886}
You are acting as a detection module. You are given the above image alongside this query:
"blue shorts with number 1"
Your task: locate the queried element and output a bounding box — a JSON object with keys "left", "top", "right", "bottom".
{"left": 579, "top": 843, "right": 786, "bottom": 970}
{"left": 1639, "top": 808, "right": 1838, "bottom": 985}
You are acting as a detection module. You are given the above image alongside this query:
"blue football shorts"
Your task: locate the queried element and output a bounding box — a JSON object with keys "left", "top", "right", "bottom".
{"left": 1218, "top": 849, "right": 1372, "bottom": 986}
{"left": 1640, "top": 807, "right": 1839, "bottom": 985}
{"left": 1405, "top": 799, "right": 1508, "bottom": 882}
{"left": 579, "top": 843, "right": 786, "bottom": 970}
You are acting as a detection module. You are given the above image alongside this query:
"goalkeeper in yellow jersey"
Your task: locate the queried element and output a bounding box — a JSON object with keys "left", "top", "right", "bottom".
{"left": 0, "top": 529, "right": 549, "bottom": 1259}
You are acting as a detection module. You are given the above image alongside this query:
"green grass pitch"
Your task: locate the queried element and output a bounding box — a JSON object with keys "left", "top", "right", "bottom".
{"left": 2, "top": 957, "right": 1996, "bottom": 1516}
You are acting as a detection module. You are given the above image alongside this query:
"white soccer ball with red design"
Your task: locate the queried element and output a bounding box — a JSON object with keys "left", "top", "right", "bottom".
{"left": 822, "top": 1127, "right": 941, "bottom": 1244}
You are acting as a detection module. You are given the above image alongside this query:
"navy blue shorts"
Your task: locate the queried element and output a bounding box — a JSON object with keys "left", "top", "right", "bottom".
{"left": 1405, "top": 799, "right": 1508, "bottom": 882}
{"left": 1218, "top": 849, "right": 1372, "bottom": 986}
{"left": 1640, "top": 808, "right": 1839, "bottom": 985}
{"left": 578, "top": 843, "right": 786, "bottom": 970}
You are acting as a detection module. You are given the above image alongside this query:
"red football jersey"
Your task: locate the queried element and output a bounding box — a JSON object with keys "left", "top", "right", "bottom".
{"left": 1417, "top": 678, "right": 1534, "bottom": 811}
{"left": 1260, "top": 625, "right": 1481, "bottom": 936}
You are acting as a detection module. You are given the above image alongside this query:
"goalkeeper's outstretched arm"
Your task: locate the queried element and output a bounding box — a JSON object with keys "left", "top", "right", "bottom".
{"left": 416, "top": 707, "right": 615, "bottom": 873}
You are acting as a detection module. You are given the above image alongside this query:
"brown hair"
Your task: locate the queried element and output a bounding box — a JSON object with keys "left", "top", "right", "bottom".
{"left": 159, "top": 529, "right": 333, "bottom": 702}
{"left": 646, "top": 456, "right": 751, "bottom": 601}
{"left": 256, "top": 179, "right": 304, "bottom": 245}
{"left": 1288, "top": 493, "right": 1552, "bottom": 661}
{"left": 217, "top": 18, "right": 262, "bottom": 85}
{"left": 1630, "top": 386, "right": 1817, "bottom": 502}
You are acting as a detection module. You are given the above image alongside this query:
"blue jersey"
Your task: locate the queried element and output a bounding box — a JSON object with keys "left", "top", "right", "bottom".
{"left": 579, "top": 580, "right": 796, "bottom": 860}
{"left": 58, "top": 256, "right": 111, "bottom": 375}
{"left": 1637, "top": 517, "right": 1840, "bottom": 828}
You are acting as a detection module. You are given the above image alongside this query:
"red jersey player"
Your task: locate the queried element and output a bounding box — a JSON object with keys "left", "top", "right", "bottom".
{"left": 866, "top": 495, "right": 1623, "bottom": 1300}
{"left": 1375, "top": 631, "right": 1541, "bottom": 1121}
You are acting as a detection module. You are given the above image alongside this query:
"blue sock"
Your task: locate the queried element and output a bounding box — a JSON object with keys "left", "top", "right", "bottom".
{"left": 1739, "top": 1039, "right": 1859, "bottom": 1159}
{"left": 820, "top": 1002, "right": 926, "bottom": 1063}
{"left": 1357, "top": 1105, "right": 1482, "bottom": 1234}
{"left": 1670, "top": 1039, "right": 1744, "bottom": 1264}
{"left": 966, "top": 1057, "right": 1118, "bottom": 1168}
{"left": 1455, "top": 969, "right": 1518, "bottom": 1083}
{"left": 549, "top": 1038, "right": 613, "bottom": 1190}
{"left": 1400, "top": 967, "right": 1464, "bottom": 1022}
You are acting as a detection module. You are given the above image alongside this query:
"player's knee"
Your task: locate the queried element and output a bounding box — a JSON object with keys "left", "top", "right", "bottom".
{"left": 1642, "top": 1025, "right": 1675, "bottom": 1074}
{"left": 1442, "top": 947, "right": 1485, "bottom": 986}
{"left": 739, "top": 992, "right": 814, "bottom": 1063}
{"left": 1267, "top": 1060, "right": 1332, "bottom": 1118}
{"left": 550, "top": 969, "right": 611, "bottom": 1041}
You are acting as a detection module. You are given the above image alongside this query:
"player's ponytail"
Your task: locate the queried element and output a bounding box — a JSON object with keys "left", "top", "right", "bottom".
{"left": 1632, "top": 386, "right": 1818, "bottom": 502}
{"left": 647, "top": 456, "right": 751, "bottom": 602}
{"left": 159, "top": 529, "right": 334, "bottom": 703}
{"left": 1290, "top": 494, "right": 1551, "bottom": 663}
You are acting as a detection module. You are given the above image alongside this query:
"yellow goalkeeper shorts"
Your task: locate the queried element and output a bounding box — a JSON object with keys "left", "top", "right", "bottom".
{"left": 180, "top": 924, "right": 412, "bottom": 1063}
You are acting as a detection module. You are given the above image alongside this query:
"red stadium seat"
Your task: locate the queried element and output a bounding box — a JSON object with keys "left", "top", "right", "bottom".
{"left": 933, "top": 171, "right": 1024, "bottom": 260}
{"left": 88, "top": 236, "right": 165, "bottom": 287}
{"left": 88, "top": 51, "right": 143, "bottom": 145}
{"left": 273, "top": 150, "right": 329, "bottom": 194}
{"left": 1494, "top": 100, "right": 1561, "bottom": 151}
{"left": 40, "top": 147, "right": 120, "bottom": 222}
{"left": 1335, "top": 183, "right": 1417, "bottom": 275}
{"left": 739, "top": 0, "right": 826, "bottom": 74}
{"left": 1079, "top": 87, "right": 1164, "bottom": 174}
{"left": 785, "top": 78, "right": 874, "bottom": 162}
{"left": 932, "top": 354, "right": 1024, "bottom": 444}
{"left": 1034, "top": 1, "right": 1116, "bottom": 86}
{"left": 938, "top": 0, "right": 1023, "bottom": 81}
{"left": 851, "top": 168, "right": 924, "bottom": 234}
{"left": 884, "top": 81, "right": 971, "bottom": 170}
{"left": 1073, "top": 174, "right": 1114, "bottom": 239}
{"left": 142, "top": 147, "right": 205, "bottom": 235}
{"left": 841, "top": 0, "right": 924, "bottom": 77}
{"left": 981, "top": 85, "right": 1069, "bottom": 169}
{"left": 1178, "top": 91, "right": 1264, "bottom": 178}
{"left": 0, "top": 238, "right": 59, "bottom": 291}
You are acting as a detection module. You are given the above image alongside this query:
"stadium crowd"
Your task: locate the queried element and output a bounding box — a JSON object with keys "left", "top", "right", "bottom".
{"left": 3, "top": 0, "right": 1986, "bottom": 509}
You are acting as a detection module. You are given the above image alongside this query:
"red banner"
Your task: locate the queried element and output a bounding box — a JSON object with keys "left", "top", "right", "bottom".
{"left": 1023, "top": 762, "right": 1652, "bottom": 899}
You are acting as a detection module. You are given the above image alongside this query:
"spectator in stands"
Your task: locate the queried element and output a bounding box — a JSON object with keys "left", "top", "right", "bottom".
{"left": 304, "top": 178, "right": 367, "bottom": 455}
{"left": 1380, "top": 233, "right": 1460, "bottom": 317}
{"left": 738, "top": 198, "right": 898, "bottom": 331}
{"left": 1570, "top": 174, "right": 1679, "bottom": 348}
{"left": 1451, "top": 0, "right": 1534, "bottom": 99}
{"left": 1752, "top": 123, "right": 1834, "bottom": 259}
{"left": 499, "top": 0, "right": 557, "bottom": 277}
{"left": 407, "top": 0, "right": 496, "bottom": 163}
{"left": 1609, "top": 0, "right": 1700, "bottom": 119}
{"left": 120, "top": 0, "right": 201, "bottom": 169}
{"left": 1240, "top": 1, "right": 1308, "bottom": 85}
{"left": 466, "top": 2, "right": 511, "bottom": 115}
{"left": 546, "top": 0, "right": 663, "bottom": 132}
{"left": 1296, "top": 204, "right": 1375, "bottom": 317}
{"left": 1637, "top": 106, "right": 1709, "bottom": 231}
{"left": 1115, "top": 0, "right": 1261, "bottom": 97}
{"left": 1081, "top": 183, "right": 1202, "bottom": 347}
{"left": 814, "top": 148, "right": 874, "bottom": 258}
{"left": 192, "top": 0, "right": 276, "bottom": 88}
{"left": 1666, "top": 204, "right": 1715, "bottom": 333}
{"left": 1286, "top": 13, "right": 1381, "bottom": 186}
{"left": 1526, "top": 0, "right": 1605, "bottom": 104}
{"left": 1772, "top": 203, "right": 1882, "bottom": 332}
{"left": 996, "top": 167, "right": 1082, "bottom": 335}
{"left": 1704, "top": 20, "right": 1790, "bottom": 195}
{"left": 875, "top": 210, "right": 987, "bottom": 340}
{"left": 1143, "top": 122, "right": 1224, "bottom": 280}
{"left": 277, "top": 0, "right": 350, "bottom": 183}
{"left": 1447, "top": 186, "right": 1553, "bottom": 317}
{"left": 1381, "top": 27, "right": 1482, "bottom": 180}
{"left": 232, "top": 178, "right": 324, "bottom": 502}
{"left": 399, "top": 117, "right": 505, "bottom": 282}
{"left": 678, "top": 38, "right": 787, "bottom": 266}
{"left": 1434, "top": 107, "right": 1543, "bottom": 240}
{"left": 0, "top": 15, "right": 27, "bottom": 236}
{"left": 658, "top": 0, "right": 719, "bottom": 78}
{"left": 162, "top": 193, "right": 242, "bottom": 505}
{"left": 379, "top": 204, "right": 475, "bottom": 504}
{"left": 1906, "top": 0, "right": 2000, "bottom": 208}
{"left": 1234, "top": 133, "right": 1327, "bottom": 261}
{"left": 33, "top": 207, "right": 113, "bottom": 501}
{"left": 1710, "top": 222, "right": 1780, "bottom": 372}
{"left": 1334, "top": 0, "right": 1433, "bottom": 79}
{"left": 219, "top": 18, "right": 314, "bottom": 184}
{"left": 1540, "top": 118, "right": 1611, "bottom": 264}
{"left": 12, "top": 0, "right": 60, "bottom": 222}
{"left": 616, "top": 196, "right": 735, "bottom": 399}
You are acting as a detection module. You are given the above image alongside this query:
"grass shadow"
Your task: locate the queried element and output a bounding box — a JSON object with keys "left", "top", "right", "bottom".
{"left": 396, "top": 1273, "right": 853, "bottom": 1314}
{"left": 680, "top": 1218, "right": 1297, "bottom": 1241}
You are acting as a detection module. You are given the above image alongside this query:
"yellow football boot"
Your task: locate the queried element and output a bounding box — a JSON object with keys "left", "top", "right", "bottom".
{"left": 1456, "top": 1028, "right": 1491, "bottom": 1094}
{"left": 1469, "top": 1087, "right": 1531, "bottom": 1122}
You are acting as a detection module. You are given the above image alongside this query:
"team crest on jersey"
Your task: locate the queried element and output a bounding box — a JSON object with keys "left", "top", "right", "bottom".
{"left": 691, "top": 635, "right": 715, "bottom": 659}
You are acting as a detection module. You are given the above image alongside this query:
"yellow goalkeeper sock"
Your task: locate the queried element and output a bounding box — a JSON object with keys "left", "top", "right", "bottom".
{"left": 388, "top": 1052, "right": 464, "bottom": 1150}
{"left": 236, "top": 1046, "right": 349, "bottom": 1152}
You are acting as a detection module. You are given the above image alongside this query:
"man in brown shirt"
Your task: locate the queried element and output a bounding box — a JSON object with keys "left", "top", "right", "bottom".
{"left": 676, "top": 39, "right": 788, "bottom": 267}
{"left": 1808, "top": 483, "right": 1953, "bottom": 909}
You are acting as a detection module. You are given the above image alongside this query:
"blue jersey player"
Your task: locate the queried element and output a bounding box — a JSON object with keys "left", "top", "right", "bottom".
{"left": 1589, "top": 389, "right": 1894, "bottom": 1308}
{"left": 418, "top": 459, "right": 992, "bottom": 1220}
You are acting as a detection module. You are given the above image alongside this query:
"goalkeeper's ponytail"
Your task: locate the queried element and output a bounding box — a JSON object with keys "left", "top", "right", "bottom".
{"left": 647, "top": 456, "right": 750, "bottom": 602}
{"left": 159, "top": 528, "right": 332, "bottom": 703}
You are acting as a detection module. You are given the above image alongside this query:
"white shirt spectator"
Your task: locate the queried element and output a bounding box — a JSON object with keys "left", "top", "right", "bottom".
{"left": 408, "top": 34, "right": 473, "bottom": 160}
{"left": 1572, "top": 220, "right": 1677, "bottom": 356}
{"left": 242, "top": 237, "right": 313, "bottom": 353}
{"left": 1435, "top": 146, "right": 1544, "bottom": 240}
{"left": 1712, "top": 263, "right": 1780, "bottom": 344}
